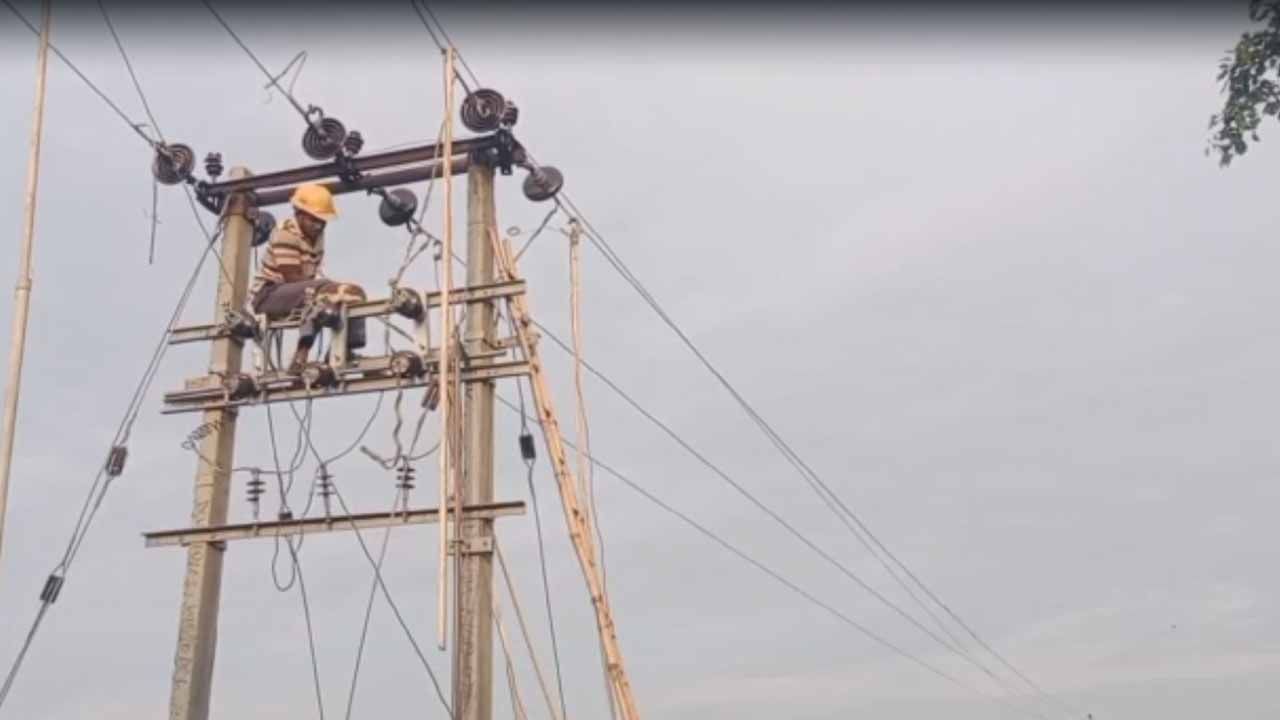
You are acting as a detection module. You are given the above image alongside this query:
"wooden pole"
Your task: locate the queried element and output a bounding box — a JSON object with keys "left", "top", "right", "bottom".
{"left": 437, "top": 47, "right": 457, "bottom": 651}
{"left": 0, "top": 0, "right": 51, "bottom": 570}
{"left": 167, "top": 169, "right": 252, "bottom": 720}
{"left": 489, "top": 229, "right": 642, "bottom": 720}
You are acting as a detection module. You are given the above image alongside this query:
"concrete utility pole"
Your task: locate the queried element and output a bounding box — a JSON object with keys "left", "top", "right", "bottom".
{"left": 454, "top": 159, "right": 498, "bottom": 720}
{"left": 168, "top": 168, "right": 252, "bottom": 720}
{"left": 0, "top": 0, "right": 51, "bottom": 570}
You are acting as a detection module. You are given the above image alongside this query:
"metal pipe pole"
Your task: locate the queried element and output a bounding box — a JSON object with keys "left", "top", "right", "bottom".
{"left": 0, "top": 0, "right": 51, "bottom": 569}
{"left": 167, "top": 168, "right": 252, "bottom": 720}
{"left": 456, "top": 159, "right": 497, "bottom": 720}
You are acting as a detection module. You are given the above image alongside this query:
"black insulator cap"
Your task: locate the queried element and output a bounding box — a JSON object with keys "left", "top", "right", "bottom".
{"left": 252, "top": 210, "right": 277, "bottom": 247}
{"left": 519, "top": 431, "right": 536, "bottom": 462}
{"left": 391, "top": 286, "right": 424, "bottom": 320}
{"left": 342, "top": 130, "right": 365, "bottom": 156}
{"left": 378, "top": 188, "right": 419, "bottom": 227}
{"left": 522, "top": 166, "right": 564, "bottom": 203}
{"left": 204, "top": 152, "right": 224, "bottom": 180}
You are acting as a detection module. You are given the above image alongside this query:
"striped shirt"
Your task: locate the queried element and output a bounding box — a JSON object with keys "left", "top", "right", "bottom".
{"left": 250, "top": 217, "right": 326, "bottom": 298}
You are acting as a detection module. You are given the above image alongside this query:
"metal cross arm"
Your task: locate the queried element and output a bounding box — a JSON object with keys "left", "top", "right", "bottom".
{"left": 161, "top": 354, "right": 530, "bottom": 414}
{"left": 202, "top": 136, "right": 494, "bottom": 195}
{"left": 143, "top": 500, "right": 526, "bottom": 548}
{"left": 168, "top": 279, "right": 526, "bottom": 346}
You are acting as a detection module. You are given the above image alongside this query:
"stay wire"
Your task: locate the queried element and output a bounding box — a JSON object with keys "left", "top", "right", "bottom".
{"left": 408, "top": 0, "right": 474, "bottom": 93}
{"left": 0, "top": 217, "right": 228, "bottom": 711}
{"left": 3, "top": 0, "right": 159, "bottom": 148}
{"left": 95, "top": 0, "right": 164, "bottom": 143}
{"left": 515, "top": 380, "right": 571, "bottom": 720}
{"left": 417, "top": 2, "right": 481, "bottom": 89}
{"left": 556, "top": 190, "right": 1069, "bottom": 717}
{"left": 199, "top": 0, "right": 312, "bottom": 123}
{"left": 491, "top": 393, "right": 994, "bottom": 703}
{"left": 401, "top": 9, "right": 1067, "bottom": 711}
{"left": 513, "top": 204, "right": 560, "bottom": 262}
{"left": 527, "top": 312, "right": 1052, "bottom": 714}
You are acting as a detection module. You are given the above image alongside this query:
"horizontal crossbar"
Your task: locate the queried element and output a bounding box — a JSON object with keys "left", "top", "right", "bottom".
{"left": 143, "top": 501, "right": 526, "bottom": 547}
{"left": 200, "top": 136, "right": 499, "bottom": 197}
{"left": 168, "top": 279, "right": 526, "bottom": 345}
{"left": 161, "top": 358, "right": 530, "bottom": 414}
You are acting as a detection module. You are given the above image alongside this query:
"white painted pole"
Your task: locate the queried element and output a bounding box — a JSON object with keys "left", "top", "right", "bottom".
{"left": 0, "top": 0, "right": 52, "bottom": 570}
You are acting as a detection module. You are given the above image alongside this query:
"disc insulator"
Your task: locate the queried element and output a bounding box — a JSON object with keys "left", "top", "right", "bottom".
{"left": 300, "top": 362, "right": 338, "bottom": 389}
{"left": 391, "top": 287, "right": 424, "bottom": 320}
{"left": 389, "top": 350, "right": 425, "bottom": 379}
{"left": 302, "top": 117, "right": 347, "bottom": 160}
{"left": 460, "top": 89, "right": 506, "bottom": 132}
{"left": 378, "top": 188, "right": 419, "bottom": 227}
{"left": 522, "top": 165, "right": 564, "bottom": 203}
{"left": 152, "top": 143, "right": 195, "bottom": 185}
{"left": 252, "top": 210, "right": 276, "bottom": 247}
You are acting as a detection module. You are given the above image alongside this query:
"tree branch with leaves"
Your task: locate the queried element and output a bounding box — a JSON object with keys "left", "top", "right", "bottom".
{"left": 1209, "top": 0, "right": 1280, "bottom": 166}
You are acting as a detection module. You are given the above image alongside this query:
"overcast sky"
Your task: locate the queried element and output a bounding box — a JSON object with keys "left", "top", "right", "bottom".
{"left": 0, "top": 2, "right": 1277, "bottom": 719}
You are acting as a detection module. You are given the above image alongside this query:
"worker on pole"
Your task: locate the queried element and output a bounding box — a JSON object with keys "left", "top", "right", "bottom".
{"left": 248, "top": 183, "right": 367, "bottom": 373}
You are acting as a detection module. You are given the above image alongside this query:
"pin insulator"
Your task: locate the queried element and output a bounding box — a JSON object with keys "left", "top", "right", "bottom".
{"left": 300, "top": 362, "right": 338, "bottom": 389}
{"left": 223, "top": 373, "right": 259, "bottom": 401}
{"left": 519, "top": 431, "right": 536, "bottom": 462}
{"left": 500, "top": 100, "right": 519, "bottom": 128}
{"left": 224, "top": 309, "right": 259, "bottom": 340}
{"left": 40, "top": 573, "right": 65, "bottom": 604}
{"left": 204, "top": 152, "right": 224, "bottom": 180}
{"left": 391, "top": 286, "right": 424, "bottom": 320}
{"left": 246, "top": 473, "right": 266, "bottom": 501}
{"left": 342, "top": 129, "right": 364, "bottom": 156}
{"left": 390, "top": 350, "right": 425, "bottom": 379}
{"left": 396, "top": 464, "right": 416, "bottom": 491}
{"left": 106, "top": 445, "right": 128, "bottom": 477}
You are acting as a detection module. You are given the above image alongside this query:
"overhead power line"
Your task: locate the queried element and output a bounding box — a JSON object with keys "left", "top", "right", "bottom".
{"left": 492, "top": 393, "right": 993, "bottom": 700}
{"left": 405, "top": 5, "right": 1078, "bottom": 717}
{"left": 3, "top": 0, "right": 160, "bottom": 149}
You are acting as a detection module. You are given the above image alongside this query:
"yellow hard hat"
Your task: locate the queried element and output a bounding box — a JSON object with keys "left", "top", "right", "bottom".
{"left": 291, "top": 183, "right": 338, "bottom": 222}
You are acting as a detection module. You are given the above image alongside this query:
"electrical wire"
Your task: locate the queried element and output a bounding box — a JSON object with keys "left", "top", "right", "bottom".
{"left": 513, "top": 204, "right": 560, "bottom": 262}
{"left": 95, "top": 0, "right": 164, "bottom": 142}
{"left": 512, "top": 377, "right": 570, "bottom": 720}
{"left": 0, "top": 219, "right": 228, "bottom": 711}
{"left": 526, "top": 317, "right": 1060, "bottom": 713}
{"left": 290, "top": 407, "right": 455, "bottom": 718}
{"left": 199, "top": 0, "right": 314, "bottom": 124}
{"left": 408, "top": 0, "right": 475, "bottom": 93}
{"left": 492, "top": 393, "right": 996, "bottom": 701}
{"left": 3, "top": 0, "right": 159, "bottom": 148}
{"left": 561, "top": 194, "right": 1069, "bottom": 716}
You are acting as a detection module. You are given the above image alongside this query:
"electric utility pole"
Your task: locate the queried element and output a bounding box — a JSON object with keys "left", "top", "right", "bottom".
{"left": 455, "top": 157, "right": 498, "bottom": 720}
{"left": 167, "top": 168, "right": 252, "bottom": 720}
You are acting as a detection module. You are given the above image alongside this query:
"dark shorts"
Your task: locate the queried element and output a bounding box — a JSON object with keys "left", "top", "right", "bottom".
{"left": 251, "top": 279, "right": 337, "bottom": 319}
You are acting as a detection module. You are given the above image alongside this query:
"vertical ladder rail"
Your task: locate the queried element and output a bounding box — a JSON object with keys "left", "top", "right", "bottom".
{"left": 488, "top": 228, "right": 641, "bottom": 720}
